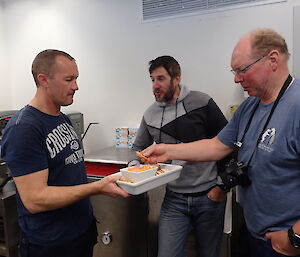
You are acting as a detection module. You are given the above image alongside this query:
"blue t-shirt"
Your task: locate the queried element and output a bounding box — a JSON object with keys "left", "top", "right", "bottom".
{"left": 1, "top": 105, "right": 93, "bottom": 245}
{"left": 218, "top": 78, "right": 300, "bottom": 239}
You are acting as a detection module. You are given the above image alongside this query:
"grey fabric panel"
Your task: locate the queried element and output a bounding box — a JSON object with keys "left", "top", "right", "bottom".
{"left": 143, "top": 87, "right": 211, "bottom": 129}
{"left": 132, "top": 85, "right": 225, "bottom": 193}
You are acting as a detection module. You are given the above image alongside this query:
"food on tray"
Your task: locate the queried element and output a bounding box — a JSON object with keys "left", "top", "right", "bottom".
{"left": 127, "top": 165, "right": 155, "bottom": 172}
{"left": 116, "top": 164, "right": 183, "bottom": 195}
{"left": 118, "top": 178, "right": 134, "bottom": 183}
{"left": 120, "top": 165, "right": 158, "bottom": 183}
{"left": 119, "top": 166, "right": 168, "bottom": 183}
{"left": 155, "top": 168, "right": 167, "bottom": 175}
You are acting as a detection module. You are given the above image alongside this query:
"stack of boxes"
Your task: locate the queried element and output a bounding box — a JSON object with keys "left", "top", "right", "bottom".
{"left": 128, "top": 128, "right": 138, "bottom": 148}
{"left": 115, "top": 127, "right": 138, "bottom": 148}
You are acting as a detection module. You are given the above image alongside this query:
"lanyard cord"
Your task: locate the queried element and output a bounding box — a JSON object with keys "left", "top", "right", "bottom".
{"left": 175, "top": 98, "right": 178, "bottom": 144}
{"left": 158, "top": 106, "right": 166, "bottom": 144}
{"left": 158, "top": 99, "right": 179, "bottom": 144}
{"left": 233, "top": 74, "right": 293, "bottom": 164}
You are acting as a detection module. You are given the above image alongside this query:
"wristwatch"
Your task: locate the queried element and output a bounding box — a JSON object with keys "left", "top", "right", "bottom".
{"left": 288, "top": 226, "right": 300, "bottom": 249}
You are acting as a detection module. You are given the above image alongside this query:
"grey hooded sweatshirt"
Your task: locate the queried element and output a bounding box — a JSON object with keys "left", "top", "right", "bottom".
{"left": 132, "top": 85, "right": 227, "bottom": 193}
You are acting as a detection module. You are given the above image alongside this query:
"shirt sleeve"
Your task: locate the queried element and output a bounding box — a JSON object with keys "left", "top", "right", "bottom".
{"left": 2, "top": 123, "right": 48, "bottom": 177}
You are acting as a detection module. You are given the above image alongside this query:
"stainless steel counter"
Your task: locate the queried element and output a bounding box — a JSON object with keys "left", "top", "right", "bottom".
{"left": 0, "top": 187, "right": 19, "bottom": 257}
{"left": 85, "top": 147, "right": 164, "bottom": 257}
{"left": 85, "top": 146, "right": 134, "bottom": 164}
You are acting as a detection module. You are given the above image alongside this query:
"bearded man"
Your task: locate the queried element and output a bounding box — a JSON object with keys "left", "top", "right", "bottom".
{"left": 131, "top": 55, "right": 228, "bottom": 257}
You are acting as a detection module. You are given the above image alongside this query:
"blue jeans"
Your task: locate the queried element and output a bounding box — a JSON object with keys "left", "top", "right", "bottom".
{"left": 157, "top": 189, "right": 226, "bottom": 257}
{"left": 248, "top": 232, "right": 300, "bottom": 257}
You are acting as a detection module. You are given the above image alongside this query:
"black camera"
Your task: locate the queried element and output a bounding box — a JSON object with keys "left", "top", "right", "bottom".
{"left": 219, "top": 158, "right": 251, "bottom": 192}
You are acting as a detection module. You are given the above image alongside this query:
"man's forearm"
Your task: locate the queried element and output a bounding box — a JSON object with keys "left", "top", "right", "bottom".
{"left": 16, "top": 175, "right": 126, "bottom": 214}
{"left": 17, "top": 181, "right": 101, "bottom": 214}
{"left": 166, "top": 137, "right": 233, "bottom": 162}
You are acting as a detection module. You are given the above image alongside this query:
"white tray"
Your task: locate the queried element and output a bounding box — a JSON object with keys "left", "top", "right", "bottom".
{"left": 116, "top": 164, "right": 182, "bottom": 195}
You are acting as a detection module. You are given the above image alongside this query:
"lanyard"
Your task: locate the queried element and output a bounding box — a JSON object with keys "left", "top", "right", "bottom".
{"left": 233, "top": 74, "right": 293, "bottom": 164}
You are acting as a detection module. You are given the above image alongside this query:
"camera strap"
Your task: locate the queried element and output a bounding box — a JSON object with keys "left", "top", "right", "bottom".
{"left": 233, "top": 74, "right": 293, "bottom": 164}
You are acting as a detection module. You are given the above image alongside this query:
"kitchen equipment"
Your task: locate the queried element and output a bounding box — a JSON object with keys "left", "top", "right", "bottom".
{"left": 0, "top": 162, "right": 14, "bottom": 194}
{"left": 0, "top": 110, "right": 19, "bottom": 257}
{"left": 0, "top": 110, "right": 18, "bottom": 155}
{"left": 89, "top": 180, "right": 164, "bottom": 257}
{"left": 0, "top": 110, "right": 18, "bottom": 193}
{"left": 85, "top": 147, "right": 165, "bottom": 257}
{"left": 64, "top": 111, "right": 84, "bottom": 141}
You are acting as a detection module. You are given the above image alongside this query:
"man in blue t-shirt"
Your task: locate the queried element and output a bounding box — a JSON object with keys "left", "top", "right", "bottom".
{"left": 139, "top": 28, "right": 300, "bottom": 257}
{"left": 1, "top": 49, "right": 129, "bottom": 257}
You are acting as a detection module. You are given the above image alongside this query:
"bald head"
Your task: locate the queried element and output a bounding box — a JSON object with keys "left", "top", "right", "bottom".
{"left": 232, "top": 35, "right": 252, "bottom": 64}
{"left": 231, "top": 28, "right": 290, "bottom": 102}
{"left": 233, "top": 28, "right": 290, "bottom": 61}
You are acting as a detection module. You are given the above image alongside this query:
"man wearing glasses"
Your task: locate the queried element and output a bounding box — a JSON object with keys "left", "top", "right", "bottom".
{"left": 140, "top": 28, "right": 300, "bottom": 257}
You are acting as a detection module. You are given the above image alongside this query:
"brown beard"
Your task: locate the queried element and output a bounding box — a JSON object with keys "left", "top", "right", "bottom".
{"left": 154, "top": 79, "right": 177, "bottom": 103}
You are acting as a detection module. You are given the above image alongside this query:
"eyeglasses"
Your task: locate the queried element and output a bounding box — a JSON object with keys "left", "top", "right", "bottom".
{"left": 231, "top": 55, "right": 266, "bottom": 76}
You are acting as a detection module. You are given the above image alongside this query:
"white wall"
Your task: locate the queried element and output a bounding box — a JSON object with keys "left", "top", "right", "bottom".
{"left": 293, "top": 5, "right": 300, "bottom": 78}
{"left": 0, "top": 2, "right": 12, "bottom": 109}
{"left": 1, "top": 0, "right": 299, "bottom": 153}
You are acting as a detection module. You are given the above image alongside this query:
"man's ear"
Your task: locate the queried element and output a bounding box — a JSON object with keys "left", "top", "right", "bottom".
{"left": 174, "top": 75, "right": 181, "bottom": 86}
{"left": 37, "top": 74, "right": 49, "bottom": 88}
{"left": 268, "top": 50, "right": 279, "bottom": 71}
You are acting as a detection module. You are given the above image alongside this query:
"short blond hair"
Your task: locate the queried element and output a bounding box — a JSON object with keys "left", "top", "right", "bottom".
{"left": 250, "top": 28, "right": 290, "bottom": 60}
